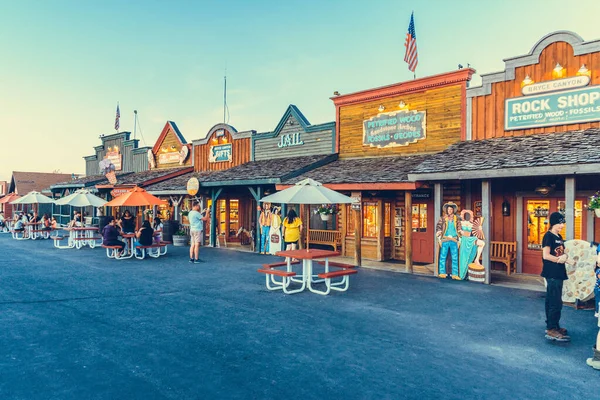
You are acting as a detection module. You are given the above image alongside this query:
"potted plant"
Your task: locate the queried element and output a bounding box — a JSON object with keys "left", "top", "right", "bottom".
{"left": 172, "top": 229, "right": 189, "bottom": 246}
{"left": 588, "top": 192, "right": 600, "bottom": 218}
{"left": 315, "top": 204, "right": 339, "bottom": 221}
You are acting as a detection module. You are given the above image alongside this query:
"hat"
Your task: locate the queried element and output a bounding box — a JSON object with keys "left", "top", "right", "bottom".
{"left": 443, "top": 202, "right": 458, "bottom": 214}
{"left": 549, "top": 212, "right": 565, "bottom": 227}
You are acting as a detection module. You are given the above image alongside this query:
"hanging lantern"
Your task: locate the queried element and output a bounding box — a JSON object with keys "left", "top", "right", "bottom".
{"left": 502, "top": 200, "right": 511, "bottom": 217}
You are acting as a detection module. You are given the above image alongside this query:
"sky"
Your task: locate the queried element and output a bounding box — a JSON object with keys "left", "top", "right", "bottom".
{"left": 1, "top": 0, "right": 599, "bottom": 182}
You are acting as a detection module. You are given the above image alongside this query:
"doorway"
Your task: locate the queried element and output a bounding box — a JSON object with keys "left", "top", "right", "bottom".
{"left": 522, "top": 197, "right": 587, "bottom": 274}
{"left": 411, "top": 199, "right": 434, "bottom": 263}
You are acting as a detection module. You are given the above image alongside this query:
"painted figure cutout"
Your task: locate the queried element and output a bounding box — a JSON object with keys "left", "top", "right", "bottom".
{"left": 436, "top": 202, "right": 461, "bottom": 279}
{"left": 458, "top": 209, "right": 486, "bottom": 280}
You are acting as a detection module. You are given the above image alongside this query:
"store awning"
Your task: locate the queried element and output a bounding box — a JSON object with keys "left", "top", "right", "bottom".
{"left": 407, "top": 128, "right": 600, "bottom": 181}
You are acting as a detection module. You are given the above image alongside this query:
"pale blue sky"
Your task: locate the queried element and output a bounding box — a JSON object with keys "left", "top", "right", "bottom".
{"left": 1, "top": 0, "right": 599, "bottom": 181}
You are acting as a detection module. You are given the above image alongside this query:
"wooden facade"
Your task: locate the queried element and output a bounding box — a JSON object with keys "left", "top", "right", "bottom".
{"left": 84, "top": 131, "right": 149, "bottom": 176}
{"left": 150, "top": 121, "right": 192, "bottom": 170}
{"left": 192, "top": 124, "right": 253, "bottom": 172}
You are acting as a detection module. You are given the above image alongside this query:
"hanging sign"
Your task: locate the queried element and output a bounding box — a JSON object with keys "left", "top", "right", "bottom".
{"left": 187, "top": 177, "right": 199, "bottom": 196}
{"left": 505, "top": 85, "right": 600, "bottom": 130}
{"left": 363, "top": 110, "right": 426, "bottom": 148}
{"left": 209, "top": 144, "right": 232, "bottom": 163}
{"left": 110, "top": 188, "right": 130, "bottom": 198}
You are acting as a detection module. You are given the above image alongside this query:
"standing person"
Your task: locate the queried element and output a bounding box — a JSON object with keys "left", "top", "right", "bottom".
{"left": 268, "top": 207, "right": 282, "bottom": 255}
{"left": 259, "top": 203, "right": 272, "bottom": 254}
{"left": 153, "top": 216, "right": 163, "bottom": 242}
{"left": 542, "top": 212, "right": 575, "bottom": 342}
{"left": 188, "top": 204, "right": 210, "bottom": 264}
{"left": 101, "top": 216, "right": 126, "bottom": 257}
{"left": 121, "top": 210, "right": 135, "bottom": 233}
{"left": 435, "top": 202, "right": 461, "bottom": 280}
{"left": 282, "top": 209, "right": 302, "bottom": 262}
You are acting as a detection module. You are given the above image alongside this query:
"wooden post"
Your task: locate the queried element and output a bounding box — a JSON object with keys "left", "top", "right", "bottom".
{"left": 434, "top": 183, "right": 443, "bottom": 276}
{"left": 354, "top": 207, "right": 362, "bottom": 267}
{"left": 377, "top": 199, "right": 384, "bottom": 261}
{"left": 565, "top": 177, "right": 575, "bottom": 241}
{"left": 482, "top": 180, "right": 492, "bottom": 285}
{"left": 404, "top": 191, "right": 413, "bottom": 273}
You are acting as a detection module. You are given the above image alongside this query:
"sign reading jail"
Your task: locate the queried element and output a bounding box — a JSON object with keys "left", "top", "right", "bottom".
{"left": 505, "top": 85, "right": 600, "bottom": 130}
{"left": 209, "top": 144, "right": 232, "bottom": 163}
{"left": 363, "top": 110, "right": 426, "bottom": 148}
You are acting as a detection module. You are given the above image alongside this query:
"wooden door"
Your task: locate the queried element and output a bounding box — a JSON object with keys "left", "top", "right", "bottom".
{"left": 411, "top": 200, "right": 434, "bottom": 263}
{"left": 522, "top": 197, "right": 587, "bottom": 275}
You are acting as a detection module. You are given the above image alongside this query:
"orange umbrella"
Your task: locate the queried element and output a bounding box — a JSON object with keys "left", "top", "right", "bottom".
{"left": 0, "top": 193, "right": 21, "bottom": 204}
{"left": 104, "top": 187, "right": 166, "bottom": 207}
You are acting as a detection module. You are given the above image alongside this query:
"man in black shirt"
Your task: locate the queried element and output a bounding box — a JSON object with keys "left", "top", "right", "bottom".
{"left": 542, "top": 212, "right": 575, "bottom": 342}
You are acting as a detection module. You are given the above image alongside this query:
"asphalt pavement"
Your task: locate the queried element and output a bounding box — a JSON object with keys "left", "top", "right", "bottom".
{"left": 0, "top": 234, "right": 597, "bottom": 399}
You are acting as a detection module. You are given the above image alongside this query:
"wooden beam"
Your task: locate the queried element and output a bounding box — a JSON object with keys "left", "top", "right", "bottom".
{"left": 434, "top": 183, "right": 443, "bottom": 276}
{"left": 255, "top": 186, "right": 262, "bottom": 252}
{"left": 276, "top": 182, "right": 419, "bottom": 191}
{"left": 354, "top": 208, "right": 362, "bottom": 267}
{"left": 565, "top": 177, "right": 575, "bottom": 240}
{"left": 516, "top": 195, "right": 524, "bottom": 274}
{"left": 377, "top": 199, "right": 384, "bottom": 261}
{"left": 404, "top": 191, "right": 413, "bottom": 273}
{"left": 482, "top": 180, "right": 492, "bottom": 285}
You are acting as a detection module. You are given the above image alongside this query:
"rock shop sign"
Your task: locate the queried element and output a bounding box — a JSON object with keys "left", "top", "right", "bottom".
{"left": 363, "top": 110, "right": 427, "bottom": 148}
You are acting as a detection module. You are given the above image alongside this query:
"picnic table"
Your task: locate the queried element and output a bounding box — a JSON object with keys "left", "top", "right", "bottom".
{"left": 258, "top": 249, "right": 357, "bottom": 295}
{"left": 102, "top": 232, "right": 169, "bottom": 260}
{"left": 53, "top": 227, "right": 101, "bottom": 249}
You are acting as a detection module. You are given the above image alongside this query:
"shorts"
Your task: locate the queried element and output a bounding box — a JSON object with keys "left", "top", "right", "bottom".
{"left": 284, "top": 240, "right": 298, "bottom": 248}
{"left": 190, "top": 230, "right": 202, "bottom": 244}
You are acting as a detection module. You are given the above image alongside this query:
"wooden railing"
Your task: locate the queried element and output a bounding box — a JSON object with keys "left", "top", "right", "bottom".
{"left": 306, "top": 229, "right": 342, "bottom": 251}
{"left": 490, "top": 241, "right": 517, "bottom": 275}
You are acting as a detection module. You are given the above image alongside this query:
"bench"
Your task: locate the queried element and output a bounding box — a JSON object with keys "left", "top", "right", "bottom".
{"left": 306, "top": 229, "right": 342, "bottom": 251}
{"left": 258, "top": 268, "right": 298, "bottom": 292}
{"left": 102, "top": 244, "right": 127, "bottom": 259}
{"left": 316, "top": 261, "right": 356, "bottom": 269}
{"left": 135, "top": 243, "right": 167, "bottom": 259}
{"left": 11, "top": 229, "right": 26, "bottom": 240}
{"left": 312, "top": 268, "right": 358, "bottom": 295}
{"left": 262, "top": 261, "right": 300, "bottom": 269}
{"left": 490, "top": 241, "right": 517, "bottom": 275}
{"left": 31, "top": 229, "right": 52, "bottom": 240}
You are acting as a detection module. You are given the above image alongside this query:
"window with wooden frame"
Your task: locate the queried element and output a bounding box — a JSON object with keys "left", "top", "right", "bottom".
{"left": 363, "top": 202, "right": 378, "bottom": 238}
{"left": 384, "top": 202, "right": 391, "bottom": 237}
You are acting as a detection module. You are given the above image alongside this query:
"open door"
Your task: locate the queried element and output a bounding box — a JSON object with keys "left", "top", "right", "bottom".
{"left": 411, "top": 199, "right": 434, "bottom": 263}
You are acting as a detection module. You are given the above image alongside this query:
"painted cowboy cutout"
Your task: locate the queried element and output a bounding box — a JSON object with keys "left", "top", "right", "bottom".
{"left": 436, "top": 202, "right": 461, "bottom": 279}
{"left": 458, "top": 209, "right": 486, "bottom": 280}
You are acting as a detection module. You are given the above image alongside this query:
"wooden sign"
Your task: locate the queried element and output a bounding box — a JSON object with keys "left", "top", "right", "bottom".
{"left": 110, "top": 188, "right": 129, "bottom": 198}
{"left": 209, "top": 144, "right": 232, "bottom": 163}
{"left": 350, "top": 191, "right": 361, "bottom": 210}
{"left": 105, "top": 150, "right": 122, "bottom": 171}
{"left": 187, "top": 177, "right": 199, "bottom": 196}
{"left": 363, "top": 110, "right": 427, "bottom": 148}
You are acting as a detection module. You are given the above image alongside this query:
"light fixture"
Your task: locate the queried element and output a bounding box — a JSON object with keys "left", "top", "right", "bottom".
{"left": 502, "top": 199, "right": 511, "bottom": 217}
{"left": 552, "top": 63, "right": 566, "bottom": 79}
{"left": 378, "top": 105, "right": 385, "bottom": 112}
{"left": 576, "top": 64, "right": 591, "bottom": 77}
{"left": 535, "top": 183, "right": 554, "bottom": 196}
{"left": 333, "top": 91, "right": 340, "bottom": 96}
{"left": 521, "top": 75, "right": 534, "bottom": 88}
{"left": 398, "top": 101, "right": 407, "bottom": 109}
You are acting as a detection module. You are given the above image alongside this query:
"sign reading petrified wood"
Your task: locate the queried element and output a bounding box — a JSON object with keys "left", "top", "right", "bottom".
{"left": 363, "top": 110, "right": 426, "bottom": 148}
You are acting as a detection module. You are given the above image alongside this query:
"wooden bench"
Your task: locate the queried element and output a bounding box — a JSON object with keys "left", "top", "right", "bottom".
{"left": 490, "top": 241, "right": 517, "bottom": 275}
{"left": 306, "top": 229, "right": 342, "bottom": 250}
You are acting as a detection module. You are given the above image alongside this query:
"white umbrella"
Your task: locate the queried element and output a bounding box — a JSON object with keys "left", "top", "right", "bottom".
{"left": 55, "top": 189, "right": 107, "bottom": 207}
{"left": 10, "top": 191, "right": 55, "bottom": 205}
{"left": 260, "top": 178, "right": 356, "bottom": 250}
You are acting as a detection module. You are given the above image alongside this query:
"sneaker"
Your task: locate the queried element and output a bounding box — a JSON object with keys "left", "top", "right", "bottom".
{"left": 189, "top": 258, "right": 194, "bottom": 263}
{"left": 451, "top": 275, "right": 461, "bottom": 280}
{"left": 545, "top": 327, "right": 568, "bottom": 335}
{"left": 438, "top": 273, "right": 447, "bottom": 279}
{"left": 193, "top": 259, "right": 204, "bottom": 264}
{"left": 545, "top": 329, "right": 571, "bottom": 342}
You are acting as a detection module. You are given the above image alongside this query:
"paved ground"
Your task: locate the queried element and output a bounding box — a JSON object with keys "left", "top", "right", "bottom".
{"left": 0, "top": 234, "right": 597, "bottom": 399}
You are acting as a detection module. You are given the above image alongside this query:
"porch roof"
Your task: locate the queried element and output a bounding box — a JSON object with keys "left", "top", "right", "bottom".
{"left": 408, "top": 128, "right": 600, "bottom": 181}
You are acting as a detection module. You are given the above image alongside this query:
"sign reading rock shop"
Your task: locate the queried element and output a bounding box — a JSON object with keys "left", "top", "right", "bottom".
{"left": 209, "top": 144, "right": 232, "bottom": 163}
{"left": 363, "top": 110, "right": 427, "bottom": 148}
{"left": 505, "top": 85, "right": 600, "bottom": 130}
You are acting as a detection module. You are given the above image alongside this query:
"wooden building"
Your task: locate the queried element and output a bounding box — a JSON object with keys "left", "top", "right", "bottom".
{"left": 280, "top": 70, "right": 475, "bottom": 264}
{"left": 408, "top": 31, "right": 600, "bottom": 282}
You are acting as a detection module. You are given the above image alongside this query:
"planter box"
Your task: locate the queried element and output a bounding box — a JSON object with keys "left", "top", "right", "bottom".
{"left": 173, "top": 235, "right": 189, "bottom": 247}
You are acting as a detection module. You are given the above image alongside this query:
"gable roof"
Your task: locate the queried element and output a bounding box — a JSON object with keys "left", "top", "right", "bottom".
{"left": 51, "top": 172, "right": 134, "bottom": 190}
{"left": 152, "top": 121, "right": 188, "bottom": 154}
{"left": 252, "top": 104, "right": 334, "bottom": 140}
{"left": 408, "top": 128, "right": 600, "bottom": 181}
{"left": 10, "top": 171, "right": 74, "bottom": 195}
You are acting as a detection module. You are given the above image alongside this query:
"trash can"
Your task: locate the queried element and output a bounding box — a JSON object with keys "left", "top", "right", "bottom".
{"left": 162, "top": 220, "right": 179, "bottom": 243}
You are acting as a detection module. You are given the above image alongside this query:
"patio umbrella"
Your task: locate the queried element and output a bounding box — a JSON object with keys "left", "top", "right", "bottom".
{"left": 10, "top": 191, "right": 55, "bottom": 205}
{"left": 259, "top": 178, "right": 356, "bottom": 250}
{"left": 55, "top": 189, "right": 107, "bottom": 207}
{"left": 103, "top": 187, "right": 165, "bottom": 207}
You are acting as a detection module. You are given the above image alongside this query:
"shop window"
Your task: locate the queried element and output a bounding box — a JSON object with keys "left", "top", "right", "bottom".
{"left": 384, "top": 202, "right": 391, "bottom": 237}
{"left": 558, "top": 201, "right": 583, "bottom": 240}
{"left": 527, "top": 200, "right": 549, "bottom": 250}
{"left": 229, "top": 199, "right": 239, "bottom": 237}
{"left": 363, "top": 202, "right": 378, "bottom": 238}
{"left": 346, "top": 205, "right": 355, "bottom": 236}
{"left": 411, "top": 203, "right": 427, "bottom": 233}
{"left": 218, "top": 199, "right": 227, "bottom": 235}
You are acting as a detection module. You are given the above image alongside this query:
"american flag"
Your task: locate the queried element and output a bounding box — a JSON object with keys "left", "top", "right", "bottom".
{"left": 404, "top": 12, "right": 418, "bottom": 73}
{"left": 114, "top": 104, "right": 120, "bottom": 131}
